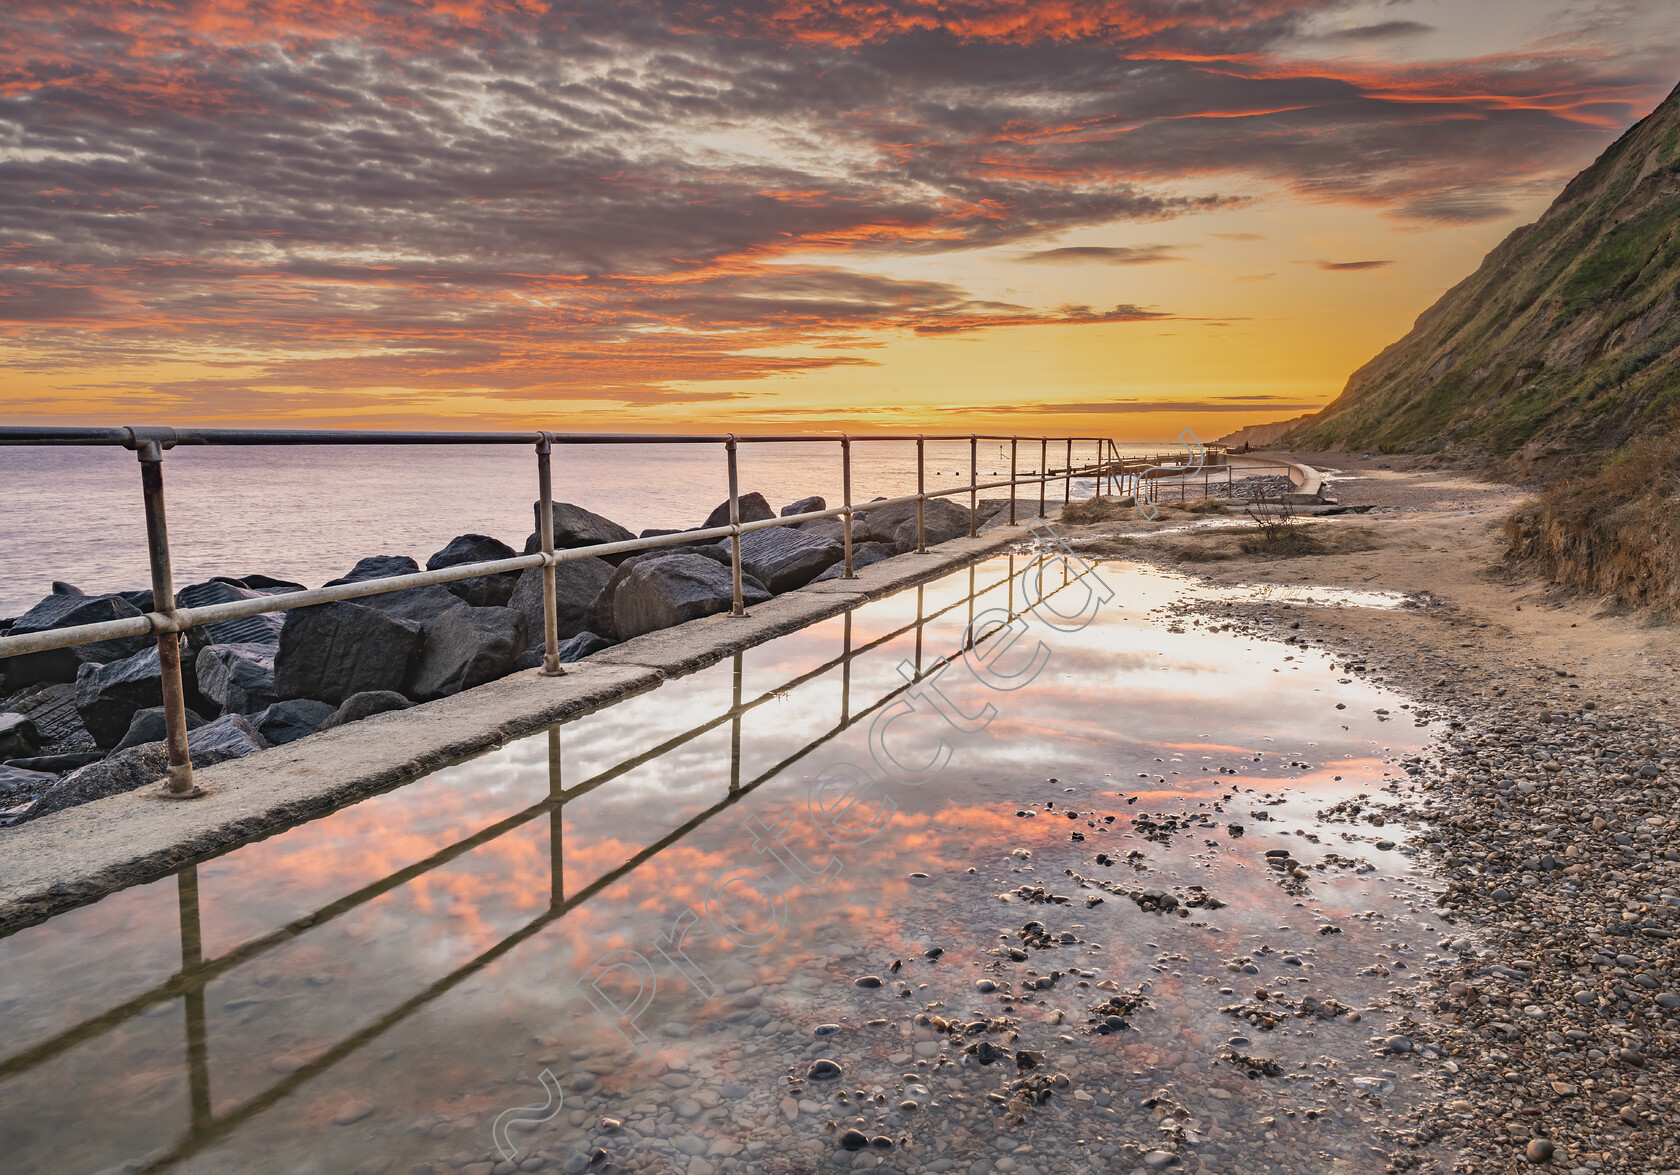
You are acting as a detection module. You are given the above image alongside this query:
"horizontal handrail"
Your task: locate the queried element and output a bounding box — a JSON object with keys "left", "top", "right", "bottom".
{"left": 0, "top": 424, "right": 1215, "bottom": 794}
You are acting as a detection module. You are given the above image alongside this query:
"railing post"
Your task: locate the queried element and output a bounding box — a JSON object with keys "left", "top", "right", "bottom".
{"left": 841, "top": 434, "right": 856, "bottom": 578}
{"left": 915, "top": 435, "right": 927, "bottom": 553}
{"left": 1064, "top": 437, "right": 1073, "bottom": 504}
{"left": 133, "top": 436, "right": 201, "bottom": 799}
{"left": 727, "top": 436, "right": 745, "bottom": 615}
{"left": 536, "top": 433, "right": 563, "bottom": 676}
{"left": 1038, "top": 437, "right": 1047, "bottom": 519}
{"left": 968, "top": 434, "right": 978, "bottom": 537}
{"left": 1094, "top": 439, "right": 1102, "bottom": 500}
{"left": 1009, "top": 436, "right": 1017, "bottom": 525}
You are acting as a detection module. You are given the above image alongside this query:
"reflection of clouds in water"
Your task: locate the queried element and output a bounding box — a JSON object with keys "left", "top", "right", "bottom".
{"left": 0, "top": 554, "right": 1441, "bottom": 1175}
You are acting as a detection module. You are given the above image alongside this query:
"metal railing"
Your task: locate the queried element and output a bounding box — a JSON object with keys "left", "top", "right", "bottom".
{"left": 0, "top": 549, "right": 1086, "bottom": 1174}
{"left": 0, "top": 426, "right": 1207, "bottom": 797}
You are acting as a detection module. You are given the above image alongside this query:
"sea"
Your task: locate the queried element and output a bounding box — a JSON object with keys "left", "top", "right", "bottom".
{"left": 0, "top": 439, "right": 1178, "bottom": 617}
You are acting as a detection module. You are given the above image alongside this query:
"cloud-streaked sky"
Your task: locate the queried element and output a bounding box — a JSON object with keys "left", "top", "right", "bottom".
{"left": 3, "top": 0, "right": 1678, "bottom": 436}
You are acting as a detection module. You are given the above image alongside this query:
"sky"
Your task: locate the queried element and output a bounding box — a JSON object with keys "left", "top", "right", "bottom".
{"left": 3, "top": 0, "right": 1680, "bottom": 440}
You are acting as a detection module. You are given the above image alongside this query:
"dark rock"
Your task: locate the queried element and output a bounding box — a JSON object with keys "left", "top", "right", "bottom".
{"left": 425, "top": 534, "right": 520, "bottom": 608}
{"left": 640, "top": 528, "right": 684, "bottom": 539}
{"left": 736, "top": 527, "right": 843, "bottom": 592}
{"left": 612, "top": 554, "right": 770, "bottom": 640}
{"left": 0, "top": 712, "right": 41, "bottom": 759}
{"left": 2, "top": 752, "right": 103, "bottom": 773}
{"left": 228, "top": 574, "right": 308, "bottom": 592}
{"left": 405, "top": 605, "right": 527, "bottom": 700}
{"left": 358, "top": 583, "right": 462, "bottom": 633}
{"left": 781, "top": 495, "right": 826, "bottom": 517}
{"left": 25, "top": 715, "right": 267, "bottom": 820}
{"left": 810, "top": 542, "right": 900, "bottom": 582}
{"left": 114, "top": 704, "right": 206, "bottom": 751}
{"left": 0, "top": 593, "right": 151, "bottom": 684}
{"left": 184, "top": 713, "right": 267, "bottom": 761}
{"left": 75, "top": 648, "right": 178, "bottom": 748}
{"left": 0, "top": 763, "right": 56, "bottom": 797}
{"left": 583, "top": 548, "right": 726, "bottom": 639}
{"left": 794, "top": 516, "right": 845, "bottom": 542}
{"left": 807, "top": 1059, "right": 843, "bottom": 1080}
{"left": 324, "top": 555, "right": 420, "bottom": 586}
{"left": 176, "top": 580, "right": 285, "bottom": 648}
{"left": 510, "top": 631, "right": 615, "bottom": 670}
{"left": 273, "top": 602, "right": 422, "bottom": 705}
{"left": 507, "top": 558, "right": 615, "bottom": 650}
{"left": 701, "top": 492, "right": 774, "bottom": 530}
{"left": 316, "top": 690, "right": 413, "bottom": 732}
{"left": 195, "top": 643, "right": 277, "bottom": 715}
{"left": 895, "top": 497, "right": 972, "bottom": 547}
{"left": 51, "top": 581, "right": 84, "bottom": 596}
{"left": 839, "top": 1130, "right": 868, "bottom": 1152}
{"left": 3, "top": 682, "right": 94, "bottom": 751}
{"left": 250, "top": 698, "right": 336, "bottom": 746}
{"left": 522, "top": 503, "right": 636, "bottom": 562}
{"left": 117, "top": 589, "right": 154, "bottom": 613}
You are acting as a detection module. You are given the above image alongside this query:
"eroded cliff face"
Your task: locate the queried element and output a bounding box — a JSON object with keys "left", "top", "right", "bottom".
{"left": 1261, "top": 81, "right": 1680, "bottom": 476}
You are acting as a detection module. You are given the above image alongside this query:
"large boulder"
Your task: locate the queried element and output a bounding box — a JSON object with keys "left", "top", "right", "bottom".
{"left": 24, "top": 715, "right": 267, "bottom": 821}
{"left": 0, "top": 593, "right": 151, "bottom": 684}
{"left": 325, "top": 555, "right": 420, "bottom": 585}
{"left": 3, "top": 682, "right": 94, "bottom": 752}
{"left": 522, "top": 503, "right": 637, "bottom": 562}
{"left": 113, "top": 704, "right": 206, "bottom": 752}
{"left": 810, "top": 541, "right": 900, "bottom": 582}
{"left": 316, "top": 690, "right": 412, "bottom": 732}
{"left": 612, "top": 553, "right": 771, "bottom": 640}
{"left": 75, "top": 647, "right": 176, "bottom": 748}
{"left": 272, "top": 601, "right": 422, "bottom": 705}
{"left": 736, "top": 527, "right": 843, "bottom": 592}
{"left": 701, "top": 492, "right": 774, "bottom": 530}
{"left": 195, "top": 643, "right": 277, "bottom": 715}
{"left": 795, "top": 517, "right": 845, "bottom": 543}
{"left": 781, "top": 495, "right": 827, "bottom": 517}
{"left": 0, "top": 764, "right": 56, "bottom": 804}
{"left": 583, "top": 547, "right": 729, "bottom": 638}
{"left": 853, "top": 497, "right": 972, "bottom": 547}
{"left": 0, "top": 712, "right": 41, "bottom": 759}
{"left": 176, "top": 580, "right": 285, "bottom": 649}
{"left": 426, "top": 534, "right": 520, "bottom": 608}
{"left": 507, "top": 557, "right": 615, "bottom": 650}
{"left": 250, "top": 698, "right": 336, "bottom": 746}
{"left": 405, "top": 605, "right": 528, "bottom": 700}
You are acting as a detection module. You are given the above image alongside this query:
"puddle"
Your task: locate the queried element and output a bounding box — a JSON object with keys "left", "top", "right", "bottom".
{"left": 0, "top": 555, "right": 1448, "bottom": 1175}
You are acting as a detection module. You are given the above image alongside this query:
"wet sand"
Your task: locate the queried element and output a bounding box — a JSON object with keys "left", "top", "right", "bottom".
{"left": 1059, "top": 457, "right": 1680, "bottom": 1175}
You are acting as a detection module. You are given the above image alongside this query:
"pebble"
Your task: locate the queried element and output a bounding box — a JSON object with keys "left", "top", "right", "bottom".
{"left": 807, "top": 1059, "right": 843, "bottom": 1080}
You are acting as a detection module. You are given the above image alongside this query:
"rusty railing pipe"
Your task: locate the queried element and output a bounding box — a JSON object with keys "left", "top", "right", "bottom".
{"left": 132, "top": 436, "right": 201, "bottom": 798}
{"left": 536, "top": 434, "right": 563, "bottom": 676}
{"left": 841, "top": 435, "right": 855, "bottom": 578}
{"left": 726, "top": 435, "right": 745, "bottom": 616}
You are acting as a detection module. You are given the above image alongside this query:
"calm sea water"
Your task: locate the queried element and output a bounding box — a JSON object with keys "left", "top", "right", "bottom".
{"left": 0, "top": 440, "right": 1171, "bottom": 617}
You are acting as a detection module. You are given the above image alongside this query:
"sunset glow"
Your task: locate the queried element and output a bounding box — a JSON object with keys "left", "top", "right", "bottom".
{"left": 4, "top": 0, "right": 1679, "bottom": 436}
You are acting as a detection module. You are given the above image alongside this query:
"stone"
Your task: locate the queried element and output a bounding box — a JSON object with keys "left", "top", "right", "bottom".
{"left": 176, "top": 580, "right": 285, "bottom": 649}
{"left": 701, "top": 492, "right": 775, "bottom": 530}
{"left": 26, "top": 715, "right": 267, "bottom": 820}
{"left": 332, "top": 1100, "right": 376, "bottom": 1126}
{"left": 113, "top": 704, "right": 206, "bottom": 752}
{"left": 250, "top": 698, "right": 336, "bottom": 746}
{"left": 522, "top": 502, "right": 636, "bottom": 561}
{"left": 810, "top": 541, "right": 899, "bottom": 582}
{"left": 195, "top": 643, "right": 277, "bottom": 715}
{"left": 74, "top": 647, "right": 178, "bottom": 748}
{"left": 1143, "top": 1151, "right": 1180, "bottom": 1171}
{"left": 0, "top": 592, "right": 151, "bottom": 684}
{"left": 426, "top": 534, "right": 520, "bottom": 608}
{"left": 1526, "top": 1139, "right": 1555, "bottom": 1164}
{"left": 0, "top": 712, "right": 42, "bottom": 759}
{"left": 507, "top": 558, "right": 615, "bottom": 650}
{"left": 405, "top": 605, "right": 527, "bottom": 700}
{"left": 611, "top": 554, "right": 770, "bottom": 640}
{"left": 510, "top": 631, "right": 614, "bottom": 671}
{"left": 325, "top": 555, "right": 420, "bottom": 585}
{"left": 273, "top": 602, "right": 422, "bottom": 705}
{"left": 184, "top": 713, "right": 268, "bottom": 762}
{"left": 781, "top": 495, "right": 826, "bottom": 517}
{"left": 2, "top": 752, "right": 101, "bottom": 774}
{"left": 0, "top": 764, "right": 56, "bottom": 797}
{"left": 735, "top": 527, "right": 843, "bottom": 592}
{"left": 316, "top": 691, "right": 413, "bottom": 732}
{"left": 807, "top": 1059, "right": 842, "bottom": 1080}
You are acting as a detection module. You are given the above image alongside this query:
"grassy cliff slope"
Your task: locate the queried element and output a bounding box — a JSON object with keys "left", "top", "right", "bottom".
{"left": 1284, "top": 82, "right": 1680, "bottom": 475}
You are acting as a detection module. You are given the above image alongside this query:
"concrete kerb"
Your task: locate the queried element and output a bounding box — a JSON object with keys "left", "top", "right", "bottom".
{"left": 0, "top": 511, "right": 1057, "bottom": 934}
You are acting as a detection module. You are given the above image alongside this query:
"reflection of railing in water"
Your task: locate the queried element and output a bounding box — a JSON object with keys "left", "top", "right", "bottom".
{"left": 0, "top": 548, "right": 1087, "bottom": 1173}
